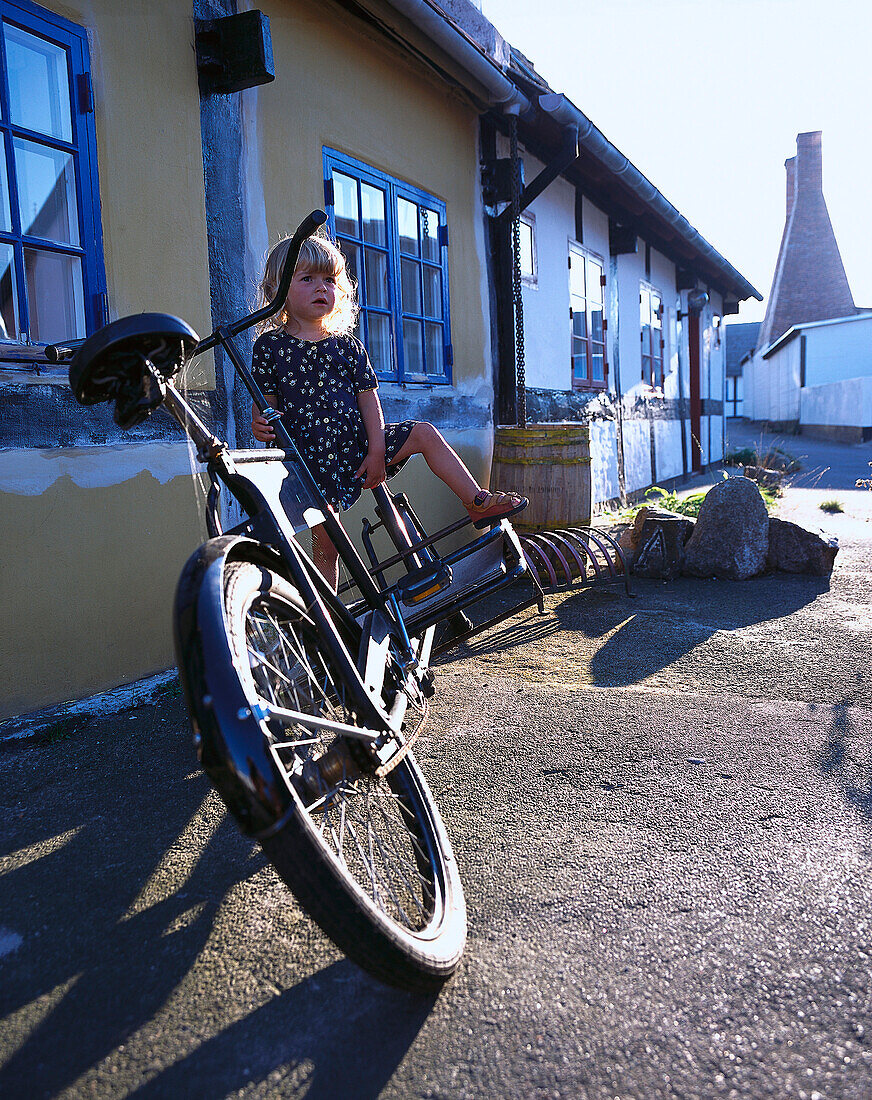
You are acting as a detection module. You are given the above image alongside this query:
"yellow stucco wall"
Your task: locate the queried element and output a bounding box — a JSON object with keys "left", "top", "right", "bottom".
{"left": 0, "top": 449, "right": 207, "bottom": 719}
{"left": 1, "top": 0, "right": 212, "bottom": 719}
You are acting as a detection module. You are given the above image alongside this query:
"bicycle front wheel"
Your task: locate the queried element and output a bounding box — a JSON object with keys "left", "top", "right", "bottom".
{"left": 221, "top": 561, "right": 466, "bottom": 990}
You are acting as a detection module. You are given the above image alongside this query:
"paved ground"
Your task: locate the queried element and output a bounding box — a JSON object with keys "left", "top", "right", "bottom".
{"left": 2, "top": 428, "right": 872, "bottom": 1099}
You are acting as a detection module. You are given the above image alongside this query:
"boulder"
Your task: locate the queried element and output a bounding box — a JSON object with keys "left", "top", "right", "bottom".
{"left": 767, "top": 518, "right": 838, "bottom": 576}
{"left": 683, "top": 477, "right": 769, "bottom": 580}
{"left": 632, "top": 515, "right": 695, "bottom": 579}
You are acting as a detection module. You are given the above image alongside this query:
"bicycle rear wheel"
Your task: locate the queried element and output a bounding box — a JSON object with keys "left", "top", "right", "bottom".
{"left": 220, "top": 561, "right": 466, "bottom": 990}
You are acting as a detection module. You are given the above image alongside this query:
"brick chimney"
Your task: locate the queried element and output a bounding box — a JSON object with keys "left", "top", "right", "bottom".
{"left": 756, "top": 131, "right": 855, "bottom": 351}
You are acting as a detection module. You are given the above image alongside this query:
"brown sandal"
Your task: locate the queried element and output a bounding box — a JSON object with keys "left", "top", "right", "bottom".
{"left": 465, "top": 488, "right": 528, "bottom": 529}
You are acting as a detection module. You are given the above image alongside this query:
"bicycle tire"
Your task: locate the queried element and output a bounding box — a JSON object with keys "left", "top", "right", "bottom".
{"left": 218, "top": 560, "right": 466, "bottom": 990}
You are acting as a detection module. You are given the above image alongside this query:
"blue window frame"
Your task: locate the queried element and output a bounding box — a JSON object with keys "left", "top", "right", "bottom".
{"left": 0, "top": 0, "right": 105, "bottom": 352}
{"left": 323, "top": 148, "right": 451, "bottom": 385}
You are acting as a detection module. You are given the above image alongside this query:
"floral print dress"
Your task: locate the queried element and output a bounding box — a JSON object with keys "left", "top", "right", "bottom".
{"left": 251, "top": 331, "right": 416, "bottom": 510}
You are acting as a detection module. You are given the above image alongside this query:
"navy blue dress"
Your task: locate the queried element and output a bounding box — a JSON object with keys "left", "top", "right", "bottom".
{"left": 251, "top": 331, "right": 416, "bottom": 510}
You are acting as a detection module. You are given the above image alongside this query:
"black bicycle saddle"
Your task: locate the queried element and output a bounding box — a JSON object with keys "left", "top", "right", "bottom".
{"left": 69, "top": 313, "right": 200, "bottom": 429}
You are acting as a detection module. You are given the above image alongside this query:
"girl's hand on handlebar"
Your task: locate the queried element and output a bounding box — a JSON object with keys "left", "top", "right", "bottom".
{"left": 252, "top": 404, "right": 276, "bottom": 443}
{"left": 355, "top": 450, "right": 387, "bottom": 489}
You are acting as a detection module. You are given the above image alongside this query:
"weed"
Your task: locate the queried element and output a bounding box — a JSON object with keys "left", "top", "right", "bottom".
{"left": 724, "top": 441, "right": 801, "bottom": 473}
{"left": 820, "top": 499, "right": 845, "bottom": 514}
{"left": 37, "top": 713, "right": 89, "bottom": 745}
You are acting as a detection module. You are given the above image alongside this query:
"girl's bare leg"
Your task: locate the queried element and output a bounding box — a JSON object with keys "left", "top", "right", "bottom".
{"left": 389, "top": 422, "right": 480, "bottom": 502}
{"left": 311, "top": 524, "right": 340, "bottom": 591}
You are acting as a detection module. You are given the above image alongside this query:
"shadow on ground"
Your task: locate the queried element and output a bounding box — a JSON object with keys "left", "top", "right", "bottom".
{"left": 0, "top": 696, "right": 435, "bottom": 1099}
{"left": 440, "top": 570, "right": 830, "bottom": 691}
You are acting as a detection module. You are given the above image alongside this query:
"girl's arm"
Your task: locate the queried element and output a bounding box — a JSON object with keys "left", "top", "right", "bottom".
{"left": 355, "top": 387, "right": 387, "bottom": 489}
{"left": 252, "top": 395, "right": 278, "bottom": 443}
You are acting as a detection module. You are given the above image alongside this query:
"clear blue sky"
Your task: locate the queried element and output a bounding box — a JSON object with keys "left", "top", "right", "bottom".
{"left": 480, "top": 0, "right": 872, "bottom": 324}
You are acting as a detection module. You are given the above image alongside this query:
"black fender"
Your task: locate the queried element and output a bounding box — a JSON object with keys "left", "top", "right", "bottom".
{"left": 173, "top": 535, "right": 298, "bottom": 838}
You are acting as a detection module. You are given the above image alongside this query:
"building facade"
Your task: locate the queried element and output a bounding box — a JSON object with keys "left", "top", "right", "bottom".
{"left": 0, "top": 0, "right": 759, "bottom": 719}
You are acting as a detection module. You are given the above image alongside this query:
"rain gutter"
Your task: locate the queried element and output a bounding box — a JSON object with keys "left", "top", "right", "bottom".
{"left": 538, "top": 93, "right": 763, "bottom": 302}
{"left": 374, "top": 0, "right": 531, "bottom": 114}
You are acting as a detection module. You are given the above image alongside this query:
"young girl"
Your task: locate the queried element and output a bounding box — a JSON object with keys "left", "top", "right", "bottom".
{"left": 251, "top": 232, "right": 527, "bottom": 589}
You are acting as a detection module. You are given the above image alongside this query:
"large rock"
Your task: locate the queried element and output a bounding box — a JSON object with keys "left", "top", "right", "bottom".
{"left": 767, "top": 518, "right": 838, "bottom": 576}
{"left": 683, "top": 477, "right": 769, "bottom": 580}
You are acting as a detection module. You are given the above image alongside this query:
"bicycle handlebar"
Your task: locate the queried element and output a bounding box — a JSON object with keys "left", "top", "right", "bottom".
{"left": 45, "top": 209, "right": 329, "bottom": 364}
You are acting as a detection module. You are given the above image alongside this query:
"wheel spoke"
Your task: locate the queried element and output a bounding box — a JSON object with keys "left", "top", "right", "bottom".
{"left": 241, "top": 586, "right": 434, "bottom": 930}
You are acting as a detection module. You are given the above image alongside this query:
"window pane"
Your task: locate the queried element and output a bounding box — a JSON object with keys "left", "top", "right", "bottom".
{"left": 401, "top": 257, "right": 420, "bottom": 314}
{"left": 0, "top": 152, "right": 10, "bottom": 232}
{"left": 421, "top": 208, "right": 440, "bottom": 262}
{"left": 5, "top": 24, "right": 72, "bottom": 142}
{"left": 570, "top": 251, "right": 585, "bottom": 297}
{"left": 572, "top": 353, "right": 587, "bottom": 380}
{"left": 425, "top": 322, "right": 444, "bottom": 377}
{"left": 591, "top": 346, "right": 605, "bottom": 382}
{"left": 363, "top": 247, "right": 388, "bottom": 309}
{"left": 0, "top": 242, "right": 19, "bottom": 340}
{"left": 590, "top": 305, "right": 603, "bottom": 341}
{"left": 572, "top": 310, "right": 587, "bottom": 340}
{"left": 422, "top": 265, "right": 441, "bottom": 318}
{"left": 402, "top": 318, "right": 423, "bottom": 375}
{"left": 397, "top": 197, "right": 419, "bottom": 256}
{"left": 360, "top": 183, "right": 386, "bottom": 246}
{"left": 587, "top": 258, "right": 603, "bottom": 303}
{"left": 640, "top": 287, "right": 649, "bottom": 326}
{"left": 340, "top": 239, "right": 359, "bottom": 287}
{"left": 333, "top": 172, "right": 359, "bottom": 238}
{"left": 15, "top": 138, "right": 80, "bottom": 245}
{"left": 519, "top": 221, "right": 534, "bottom": 278}
{"left": 367, "top": 312, "right": 392, "bottom": 375}
{"left": 24, "top": 247, "right": 85, "bottom": 343}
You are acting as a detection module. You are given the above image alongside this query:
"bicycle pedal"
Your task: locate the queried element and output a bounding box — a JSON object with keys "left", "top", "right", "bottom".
{"left": 397, "top": 562, "right": 452, "bottom": 604}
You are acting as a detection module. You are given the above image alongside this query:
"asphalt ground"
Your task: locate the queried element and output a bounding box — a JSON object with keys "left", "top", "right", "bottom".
{"left": 2, "top": 431, "right": 872, "bottom": 1099}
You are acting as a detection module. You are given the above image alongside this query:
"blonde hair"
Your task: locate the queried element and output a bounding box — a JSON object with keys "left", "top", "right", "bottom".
{"left": 256, "top": 233, "right": 358, "bottom": 336}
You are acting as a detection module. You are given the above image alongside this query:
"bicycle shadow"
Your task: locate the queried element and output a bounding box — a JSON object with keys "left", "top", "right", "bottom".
{"left": 128, "top": 962, "right": 434, "bottom": 1099}
{"left": 0, "top": 699, "right": 433, "bottom": 1099}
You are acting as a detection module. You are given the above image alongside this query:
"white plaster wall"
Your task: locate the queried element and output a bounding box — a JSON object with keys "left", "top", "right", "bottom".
{"left": 801, "top": 376, "right": 872, "bottom": 428}
{"left": 616, "top": 249, "right": 646, "bottom": 401}
{"left": 589, "top": 419, "right": 619, "bottom": 505}
{"left": 519, "top": 152, "right": 576, "bottom": 392}
{"left": 804, "top": 316, "right": 872, "bottom": 387}
{"left": 653, "top": 419, "right": 683, "bottom": 481}
{"left": 582, "top": 201, "right": 610, "bottom": 264}
{"left": 622, "top": 419, "right": 652, "bottom": 492}
{"left": 744, "top": 342, "right": 801, "bottom": 421}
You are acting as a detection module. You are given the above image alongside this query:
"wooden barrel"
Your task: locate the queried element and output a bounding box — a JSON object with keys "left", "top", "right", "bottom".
{"left": 491, "top": 423, "right": 591, "bottom": 531}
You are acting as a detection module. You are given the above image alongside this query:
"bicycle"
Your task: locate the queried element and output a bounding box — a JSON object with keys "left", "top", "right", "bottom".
{"left": 50, "top": 210, "right": 543, "bottom": 991}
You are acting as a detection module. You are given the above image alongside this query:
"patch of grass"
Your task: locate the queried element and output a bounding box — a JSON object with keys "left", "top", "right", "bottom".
{"left": 644, "top": 485, "right": 709, "bottom": 518}
{"left": 820, "top": 499, "right": 845, "bottom": 514}
{"left": 36, "top": 713, "right": 89, "bottom": 745}
{"left": 724, "top": 443, "right": 800, "bottom": 473}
